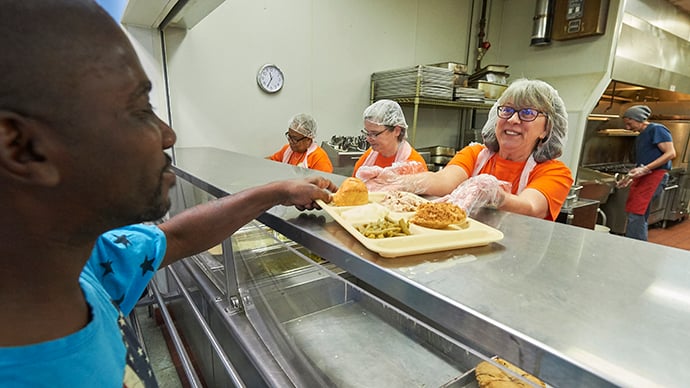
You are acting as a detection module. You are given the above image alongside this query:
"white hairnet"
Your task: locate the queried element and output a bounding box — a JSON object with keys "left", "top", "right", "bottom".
{"left": 288, "top": 113, "right": 317, "bottom": 139}
{"left": 363, "top": 99, "right": 408, "bottom": 130}
{"left": 481, "top": 78, "right": 568, "bottom": 162}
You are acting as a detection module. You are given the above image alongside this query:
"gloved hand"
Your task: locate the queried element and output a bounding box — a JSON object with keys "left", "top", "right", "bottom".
{"left": 615, "top": 173, "right": 633, "bottom": 188}
{"left": 355, "top": 166, "right": 384, "bottom": 181}
{"left": 356, "top": 161, "right": 427, "bottom": 193}
{"left": 628, "top": 165, "right": 651, "bottom": 179}
{"left": 388, "top": 161, "right": 426, "bottom": 175}
{"left": 436, "top": 174, "right": 511, "bottom": 215}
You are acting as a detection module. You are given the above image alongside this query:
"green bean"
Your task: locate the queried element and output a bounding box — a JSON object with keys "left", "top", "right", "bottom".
{"left": 355, "top": 217, "right": 411, "bottom": 238}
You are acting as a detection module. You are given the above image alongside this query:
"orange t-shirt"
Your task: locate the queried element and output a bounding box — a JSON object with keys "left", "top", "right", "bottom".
{"left": 447, "top": 144, "right": 573, "bottom": 221}
{"left": 352, "top": 148, "right": 428, "bottom": 176}
{"left": 268, "top": 144, "right": 334, "bottom": 173}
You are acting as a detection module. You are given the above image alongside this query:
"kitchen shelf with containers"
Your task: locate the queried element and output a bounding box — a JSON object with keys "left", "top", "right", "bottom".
{"left": 369, "top": 64, "right": 508, "bottom": 151}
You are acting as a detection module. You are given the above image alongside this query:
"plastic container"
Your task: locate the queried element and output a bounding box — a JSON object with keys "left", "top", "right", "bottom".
{"left": 471, "top": 81, "right": 508, "bottom": 99}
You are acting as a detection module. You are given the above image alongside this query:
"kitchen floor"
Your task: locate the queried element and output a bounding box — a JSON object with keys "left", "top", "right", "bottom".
{"left": 133, "top": 306, "right": 186, "bottom": 388}
{"left": 648, "top": 217, "right": 690, "bottom": 250}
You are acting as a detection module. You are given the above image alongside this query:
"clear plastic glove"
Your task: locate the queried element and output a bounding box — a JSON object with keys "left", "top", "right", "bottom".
{"left": 357, "top": 161, "right": 427, "bottom": 193}
{"left": 615, "top": 173, "right": 633, "bottom": 189}
{"left": 436, "top": 174, "right": 511, "bottom": 215}
{"left": 355, "top": 166, "right": 384, "bottom": 181}
{"left": 628, "top": 165, "right": 651, "bottom": 179}
{"left": 388, "top": 161, "right": 426, "bottom": 175}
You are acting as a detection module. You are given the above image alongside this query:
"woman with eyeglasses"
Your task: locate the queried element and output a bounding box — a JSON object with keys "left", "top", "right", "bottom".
{"left": 370, "top": 79, "right": 573, "bottom": 220}
{"left": 352, "top": 99, "right": 428, "bottom": 177}
{"left": 267, "top": 113, "right": 334, "bottom": 173}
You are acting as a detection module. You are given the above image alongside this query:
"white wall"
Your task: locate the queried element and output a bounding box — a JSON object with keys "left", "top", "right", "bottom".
{"left": 487, "top": 0, "right": 623, "bottom": 172}
{"left": 162, "top": 0, "right": 476, "bottom": 158}
{"left": 125, "top": 0, "right": 636, "bottom": 175}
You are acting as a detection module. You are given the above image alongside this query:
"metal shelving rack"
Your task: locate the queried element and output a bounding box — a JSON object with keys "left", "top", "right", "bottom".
{"left": 369, "top": 72, "right": 492, "bottom": 147}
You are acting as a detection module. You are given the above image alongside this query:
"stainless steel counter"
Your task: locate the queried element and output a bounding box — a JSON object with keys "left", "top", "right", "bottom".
{"left": 172, "top": 147, "right": 690, "bottom": 387}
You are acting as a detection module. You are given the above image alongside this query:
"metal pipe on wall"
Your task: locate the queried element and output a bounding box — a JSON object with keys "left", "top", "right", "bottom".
{"left": 531, "top": 0, "right": 554, "bottom": 46}
{"left": 474, "top": 0, "right": 489, "bottom": 72}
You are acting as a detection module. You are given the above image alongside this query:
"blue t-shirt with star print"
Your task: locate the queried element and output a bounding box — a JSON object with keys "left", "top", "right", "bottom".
{"left": 0, "top": 224, "right": 166, "bottom": 387}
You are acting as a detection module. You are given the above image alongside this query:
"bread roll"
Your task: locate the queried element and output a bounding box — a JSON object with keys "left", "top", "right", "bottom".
{"left": 332, "top": 177, "right": 368, "bottom": 206}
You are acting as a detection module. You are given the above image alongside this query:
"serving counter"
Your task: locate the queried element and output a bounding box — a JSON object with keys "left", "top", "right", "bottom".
{"left": 157, "top": 147, "right": 690, "bottom": 387}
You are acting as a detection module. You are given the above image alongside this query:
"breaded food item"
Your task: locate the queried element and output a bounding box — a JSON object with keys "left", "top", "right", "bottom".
{"left": 410, "top": 202, "right": 466, "bottom": 229}
{"left": 475, "top": 357, "right": 546, "bottom": 388}
{"left": 332, "top": 177, "right": 368, "bottom": 206}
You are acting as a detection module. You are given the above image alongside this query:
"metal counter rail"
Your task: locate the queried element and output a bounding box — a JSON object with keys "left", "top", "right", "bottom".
{"left": 148, "top": 278, "right": 204, "bottom": 388}
{"left": 153, "top": 264, "right": 248, "bottom": 388}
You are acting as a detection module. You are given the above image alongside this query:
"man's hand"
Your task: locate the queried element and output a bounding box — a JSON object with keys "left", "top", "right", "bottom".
{"left": 280, "top": 176, "right": 337, "bottom": 210}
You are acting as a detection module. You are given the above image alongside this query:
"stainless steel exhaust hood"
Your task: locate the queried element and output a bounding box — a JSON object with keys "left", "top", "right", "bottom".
{"left": 612, "top": 1, "right": 690, "bottom": 96}
{"left": 587, "top": 1, "right": 690, "bottom": 121}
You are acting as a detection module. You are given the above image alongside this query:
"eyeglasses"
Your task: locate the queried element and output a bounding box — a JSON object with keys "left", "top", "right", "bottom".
{"left": 285, "top": 131, "right": 308, "bottom": 143}
{"left": 497, "top": 106, "right": 547, "bottom": 122}
{"left": 360, "top": 127, "right": 390, "bottom": 138}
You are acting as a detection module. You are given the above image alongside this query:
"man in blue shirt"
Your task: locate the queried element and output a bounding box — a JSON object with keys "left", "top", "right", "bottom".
{"left": 0, "top": 1, "right": 336, "bottom": 386}
{"left": 621, "top": 105, "right": 676, "bottom": 241}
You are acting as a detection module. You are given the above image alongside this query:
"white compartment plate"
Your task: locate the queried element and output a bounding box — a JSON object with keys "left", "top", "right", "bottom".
{"left": 317, "top": 192, "right": 504, "bottom": 258}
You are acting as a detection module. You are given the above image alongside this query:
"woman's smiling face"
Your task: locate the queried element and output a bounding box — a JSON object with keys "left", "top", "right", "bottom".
{"left": 363, "top": 121, "right": 400, "bottom": 157}
{"left": 494, "top": 103, "right": 548, "bottom": 161}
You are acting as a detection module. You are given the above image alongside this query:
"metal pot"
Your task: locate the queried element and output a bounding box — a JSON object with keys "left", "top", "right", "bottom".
{"left": 471, "top": 81, "right": 508, "bottom": 99}
{"left": 430, "top": 155, "right": 452, "bottom": 165}
{"left": 417, "top": 145, "right": 456, "bottom": 157}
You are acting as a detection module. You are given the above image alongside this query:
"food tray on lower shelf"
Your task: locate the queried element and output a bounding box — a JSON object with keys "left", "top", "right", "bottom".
{"left": 317, "top": 192, "right": 504, "bottom": 258}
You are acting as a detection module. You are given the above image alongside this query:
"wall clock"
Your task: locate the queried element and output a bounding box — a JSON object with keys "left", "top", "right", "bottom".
{"left": 256, "top": 64, "right": 284, "bottom": 93}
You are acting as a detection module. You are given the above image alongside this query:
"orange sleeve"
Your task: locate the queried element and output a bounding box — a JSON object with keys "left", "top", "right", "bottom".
{"left": 446, "top": 143, "right": 484, "bottom": 176}
{"left": 307, "top": 146, "right": 334, "bottom": 173}
{"left": 268, "top": 144, "right": 290, "bottom": 162}
{"left": 524, "top": 160, "right": 573, "bottom": 221}
{"left": 352, "top": 148, "right": 373, "bottom": 176}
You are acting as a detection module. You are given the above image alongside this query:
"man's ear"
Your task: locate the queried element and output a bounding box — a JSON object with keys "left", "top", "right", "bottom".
{"left": 0, "top": 111, "right": 60, "bottom": 186}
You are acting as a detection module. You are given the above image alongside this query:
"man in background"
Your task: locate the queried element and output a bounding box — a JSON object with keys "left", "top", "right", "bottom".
{"left": 620, "top": 105, "right": 676, "bottom": 241}
{"left": 0, "top": 1, "right": 336, "bottom": 386}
